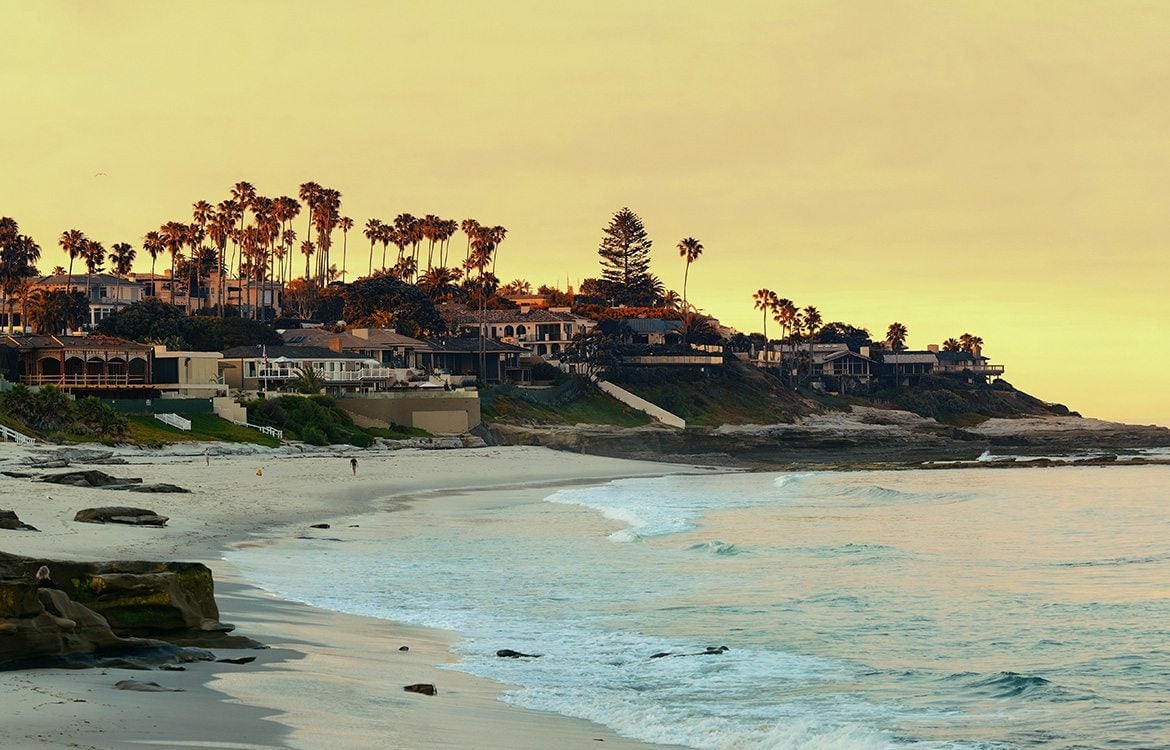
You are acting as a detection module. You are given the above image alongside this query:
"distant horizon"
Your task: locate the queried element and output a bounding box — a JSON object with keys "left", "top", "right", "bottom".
{"left": 3, "top": 2, "right": 1167, "bottom": 428}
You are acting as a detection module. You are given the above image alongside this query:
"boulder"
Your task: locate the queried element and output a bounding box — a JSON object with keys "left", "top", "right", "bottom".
{"left": 403, "top": 683, "right": 437, "bottom": 696}
{"left": 74, "top": 507, "right": 169, "bottom": 526}
{"left": 126, "top": 484, "right": 190, "bottom": 494}
{"left": 496, "top": 649, "right": 541, "bottom": 658}
{"left": 0, "top": 510, "right": 38, "bottom": 532}
{"left": 0, "top": 551, "right": 259, "bottom": 669}
{"left": 42, "top": 470, "right": 142, "bottom": 488}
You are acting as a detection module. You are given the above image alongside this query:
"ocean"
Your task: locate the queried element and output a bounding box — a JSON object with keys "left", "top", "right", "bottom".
{"left": 225, "top": 458, "right": 1170, "bottom": 749}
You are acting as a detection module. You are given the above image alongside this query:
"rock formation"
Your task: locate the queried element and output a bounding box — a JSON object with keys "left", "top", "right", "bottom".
{"left": 74, "top": 507, "right": 170, "bottom": 526}
{"left": 0, "top": 551, "right": 259, "bottom": 670}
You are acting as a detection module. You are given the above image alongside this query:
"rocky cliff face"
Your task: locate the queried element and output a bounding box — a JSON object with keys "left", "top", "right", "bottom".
{"left": 0, "top": 552, "right": 254, "bottom": 670}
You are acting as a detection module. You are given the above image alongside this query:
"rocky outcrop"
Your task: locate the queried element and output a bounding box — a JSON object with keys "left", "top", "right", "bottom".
{"left": 0, "top": 510, "right": 38, "bottom": 532}
{"left": 0, "top": 552, "right": 259, "bottom": 670}
{"left": 74, "top": 507, "right": 169, "bottom": 526}
{"left": 486, "top": 412, "right": 1170, "bottom": 470}
{"left": 41, "top": 469, "right": 141, "bottom": 488}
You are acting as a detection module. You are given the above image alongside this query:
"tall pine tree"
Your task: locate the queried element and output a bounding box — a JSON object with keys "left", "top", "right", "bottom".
{"left": 597, "top": 207, "right": 654, "bottom": 306}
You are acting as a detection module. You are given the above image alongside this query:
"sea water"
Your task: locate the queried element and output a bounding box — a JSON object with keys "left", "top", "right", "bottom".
{"left": 225, "top": 465, "right": 1170, "bottom": 749}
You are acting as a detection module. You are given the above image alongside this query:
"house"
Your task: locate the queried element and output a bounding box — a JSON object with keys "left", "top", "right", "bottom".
{"left": 0, "top": 334, "right": 154, "bottom": 397}
{"left": 875, "top": 350, "right": 939, "bottom": 385}
{"left": 281, "top": 327, "right": 427, "bottom": 369}
{"left": 219, "top": 345, "right": 386, "bottom": 394}
{"left": 129, "top": 270, "right": 284, "bottom": 320}
{"left": 414, "top": 336, "right": 530, "bottom": 384}
{"left": 26, "top": 273, "right": 144, "bottom": 330}
{"left": 151, "top": 346, "right": 226, "bottom": 398}
{"left": 439, "top": 304, "right": 594, "bottom": 359}
{"left": 617, "top": 318, "right": 683, "bottom": 346}
{"left": 932, "top": 346, "right": 1005, "bottom": 379}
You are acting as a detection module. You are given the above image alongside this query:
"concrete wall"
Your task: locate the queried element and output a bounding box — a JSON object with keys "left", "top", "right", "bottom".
{"left": 212, "top": 396, "right": 248, "bottom": 425}
{"left": 335, "top": 390, "right": 481, "bottom": 435}
{"left": 597, "top": 381, "right": 686, "bottom": 429}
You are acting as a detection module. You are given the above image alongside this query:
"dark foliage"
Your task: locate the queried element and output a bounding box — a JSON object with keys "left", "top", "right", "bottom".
{"left": 97, "top": 300, "right": 281, "bottom": 351}
{"left": 341, "top": 275, "right": 446, "bottom": 336}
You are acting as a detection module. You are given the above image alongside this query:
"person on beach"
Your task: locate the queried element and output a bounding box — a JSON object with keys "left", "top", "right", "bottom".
{"left": 350, "top": 457, "right": 358, "bottom": 476}
{"left": 35, "top": 566, "right": 58, "bottom": 589}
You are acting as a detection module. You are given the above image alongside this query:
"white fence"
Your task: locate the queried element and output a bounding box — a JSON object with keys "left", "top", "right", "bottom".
{"left": 154, "top": 413, "right": 192, "bottom": 431}
{"left": 227, "top": 419, "right": 283, "bottom": 441}
{"left": 0, "top": 424, "right": 35, "bottom": 443}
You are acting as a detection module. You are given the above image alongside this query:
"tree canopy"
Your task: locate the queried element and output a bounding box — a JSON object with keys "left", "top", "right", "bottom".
{"left": 341, "top": 273, "right": 446, "bottom": 336}
{"left": 597, "top": 207, "right": 655, "bottom": 306}
{"left": 96, "top": 299, "right": 282, "bottom": 350}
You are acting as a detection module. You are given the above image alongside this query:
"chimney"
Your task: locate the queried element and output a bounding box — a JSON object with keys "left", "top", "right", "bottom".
{"left": 520, "top": 304, "right": 530, "bottom": 314}
{"left": 973, "top": 345, "right": 982, "bottom": 357}
{"left": 860, "top": 346, "right": 870, "bottom": 358}
{"left": 927, "top": 344, "right": 939, "bottom": 353}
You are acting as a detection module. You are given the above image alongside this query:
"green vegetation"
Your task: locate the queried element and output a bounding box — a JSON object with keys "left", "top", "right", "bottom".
{"left": 124, "top": 413, "right": 281, "bottom": 447}
{"left": 481, "top": 378, "right": 651, "bottom": 427}
{"left": 872, "top": 375, "right": 1075, "bottom": 426}
{"left": 614, "top": 361, "right": 817, "bottom": 427}
{"left": 245, "top": 394, "right": 418, "bottom": 446}
{"left": 96, "top": 299, "right": 282, "bottom": 350}
{"left": 0, "top": 385, "right": 129, "bottom": 442}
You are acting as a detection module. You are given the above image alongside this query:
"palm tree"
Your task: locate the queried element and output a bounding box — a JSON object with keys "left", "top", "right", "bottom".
{"left": 159, "top": 222, "right": 187, "bottom": 305}
{"left": 886, "top": 322, "right": 908, "bottom": 351}
{"left": 337, "top": 216, "right": 353, "bottom": 281}
{"left": 110, "top": 242, "right": 136, "bottom": 314}
{"left": 461, "top": 218, "right": 480, "bottom": 267}
{"left": 958, "top": 333, "right": 983, "bottom": 354}
{"left": 82, "top": 239, "right": 105, "bottom": 317}
{"left": 752, "top": 288, "right": 777, "bottom": 362}
{"left": 300, "top": 239, "right": 314, "bottom": 282}
{"left": 363, "top": 219, "right": 382, "bottom": 276}
{"left": 58, "top": 229, "right": 86, "bottom": 291}
{"left": 143, "top": 231, "right": 164, "bottom": 298}
{"left": 677, "top": 237, "right": 703, "bottom": 345}
{"left": 0, "top": 225, "right": 41, "bottom": 333}
{"left": 802, "top": 305, "right": 823, "bottom": 375}
{"left": 942, "top": 337, "right": 961, "bottom": 352}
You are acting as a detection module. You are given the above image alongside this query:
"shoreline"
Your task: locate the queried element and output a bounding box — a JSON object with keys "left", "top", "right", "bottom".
{"left": 2, "top": 444, "right": 711, "bottom": 750}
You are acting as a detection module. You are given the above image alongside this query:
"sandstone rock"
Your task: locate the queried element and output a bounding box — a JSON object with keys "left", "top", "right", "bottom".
{"left": 126, "top": 484, "right": 190, "bottom": 494}
{"left": 74, "top": 507, "right": 169, "bottom": 526}
{"left": 0, "top": 509, "right": 38, "bottom": 532}
{"left": 0, "top": 551, "right": 254, "bottom": 669}
{"left": 42, "top": 470, "right": 142, "bottom": 488}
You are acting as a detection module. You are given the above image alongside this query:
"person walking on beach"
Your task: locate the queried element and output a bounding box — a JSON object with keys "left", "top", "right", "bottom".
{"left": 350, "top": 457, "right": 358, "bottom": 476}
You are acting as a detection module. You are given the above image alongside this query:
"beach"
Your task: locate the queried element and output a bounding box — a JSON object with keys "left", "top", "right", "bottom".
{"left": 0, "top": 443, "right": 707, "bottom": 750}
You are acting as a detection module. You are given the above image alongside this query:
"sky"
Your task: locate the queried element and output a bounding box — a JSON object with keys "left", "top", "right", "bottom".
{"left": 2, "top": 1, "right": 1168, "bottom": 426}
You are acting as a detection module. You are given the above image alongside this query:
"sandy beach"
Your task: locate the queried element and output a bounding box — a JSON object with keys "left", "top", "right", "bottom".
{"left": 0, "top": 443, "right": 710, "bottom": 750}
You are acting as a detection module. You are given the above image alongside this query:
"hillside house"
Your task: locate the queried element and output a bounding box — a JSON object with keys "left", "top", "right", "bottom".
{"left": 439, "top": 304, "right": 594, "bottom": 359}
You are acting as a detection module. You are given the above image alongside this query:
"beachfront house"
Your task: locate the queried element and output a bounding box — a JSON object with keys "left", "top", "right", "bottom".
{"left": 414, "top": 336, "right": 530, "bottom": 384}
{"left": 219, "top": 345, "right": 389, "bottom": 394}
{"left": 281, "top": 327, "right": 428, "bottom": 370}
{"left": 0, "top": 333, "right": 154, "bottom": 397}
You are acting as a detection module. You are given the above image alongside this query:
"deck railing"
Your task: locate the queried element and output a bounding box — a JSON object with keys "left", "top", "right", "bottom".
{"left": 22, "top": 374, "right": 150, "bottom": 387}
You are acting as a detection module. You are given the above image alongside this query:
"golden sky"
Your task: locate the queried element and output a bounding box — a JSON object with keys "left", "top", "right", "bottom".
{"left": 3, "top": 2, "right": 1168, "bottom": 426}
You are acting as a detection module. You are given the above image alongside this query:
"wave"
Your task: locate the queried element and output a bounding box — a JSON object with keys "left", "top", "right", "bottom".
{"left": 688, "top": 540, "right": 743, "bottom": 556}
{"left": 1056, "top": 553, "right": 1170, "bottom": 568}
{"left": 952, "top": 671, "right": 1055, "bottom": 699}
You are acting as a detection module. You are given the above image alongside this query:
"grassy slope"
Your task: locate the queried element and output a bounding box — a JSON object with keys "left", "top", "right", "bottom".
{"left": 125, "top": 414, "right": 281, "bottom": 447}
{"left": 615, "top": 361, "right": 820, "bottom": 427}
{"left": 481, "top": 380, "right": 652, "bottom": 427}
